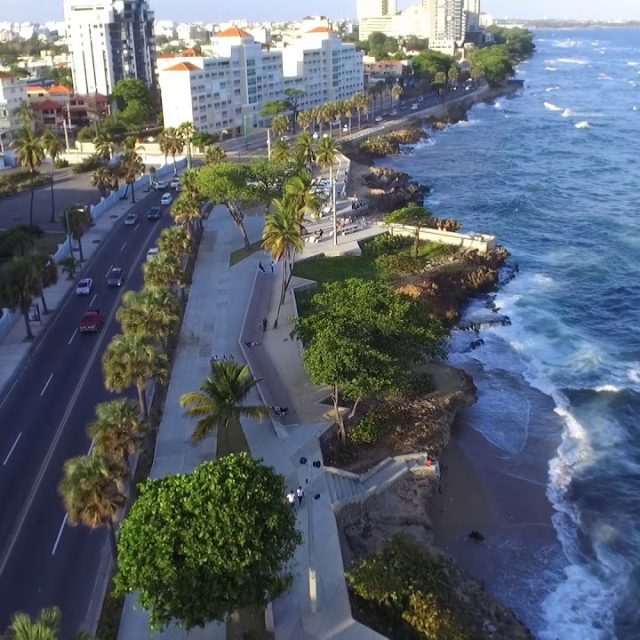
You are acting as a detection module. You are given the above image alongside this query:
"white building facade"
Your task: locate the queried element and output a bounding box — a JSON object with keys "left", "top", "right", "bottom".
{"left": 158, "top": 28, "right": 363, "bottom": 136}
{"left": 0, "top": 74, "right": 28, "bottom": 139}
{"left": 64, "top": 0, "right": 156, "bottom": 96}
{"left": 426, "top": 0, "right": 466, "bottom": 53}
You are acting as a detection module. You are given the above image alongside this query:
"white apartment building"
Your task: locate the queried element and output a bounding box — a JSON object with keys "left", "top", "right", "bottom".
{"left": 158, "top": 27, "right": 363, "bottom": 136}
{"left": 426, "top": 0, "right": 466, "bottom": 53}
{"left": 0, "top": 74, "right": 28, "bottom": 140}
{"left": 357, "top": 0, "right": 398, "bottom": 20}
{"left": 359, "top": 1, "right": 432, "bottom": 40}
{"left": 64, "top": 0, "right": 156, "bottom": 96}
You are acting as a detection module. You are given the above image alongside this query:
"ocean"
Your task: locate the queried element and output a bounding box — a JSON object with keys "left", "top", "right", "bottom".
{"left": 386, "top": 28, "right": 640, "bottom": 640}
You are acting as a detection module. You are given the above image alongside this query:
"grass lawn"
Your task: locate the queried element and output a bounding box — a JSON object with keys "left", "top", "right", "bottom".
{"left": 292, "top": 253, "right": 379, "bottom": 285}
{"left": 230, "top": 240, "right": 263, "bottom": 266}
{"left": 34, "top": 232, "right": 67, "bottom": 257}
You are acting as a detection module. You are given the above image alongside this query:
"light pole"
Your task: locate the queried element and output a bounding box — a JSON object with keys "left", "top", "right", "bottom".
{"left": 332, "top": 163, "right": 337, "bottom": 246}
{"left": 64, "top": 207, "right": 73, "bottom": 258}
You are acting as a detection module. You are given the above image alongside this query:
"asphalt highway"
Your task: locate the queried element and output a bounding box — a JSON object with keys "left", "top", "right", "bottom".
{"left": 0, "top": 190, "right": 173, "bottom": 638}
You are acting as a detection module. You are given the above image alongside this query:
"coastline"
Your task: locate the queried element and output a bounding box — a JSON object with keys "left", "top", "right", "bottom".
{"left": 337, "top": 79, "right": 564, "bottom": 634}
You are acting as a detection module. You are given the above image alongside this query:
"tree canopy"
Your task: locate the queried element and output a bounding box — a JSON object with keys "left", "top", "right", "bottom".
{"left": 412, "top": 50, "right": 454, "bottom": 80}
{"left": 112, "top": 78, "right": 153, "bottom": 113}
{"left": 469, "top": 45, "right": 514, "bottom": 85}
{"left": 115, "top": 454, "right": 301, "bottom": 630}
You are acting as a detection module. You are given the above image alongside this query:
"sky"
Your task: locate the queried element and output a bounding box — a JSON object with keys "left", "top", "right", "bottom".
{"left": 1, "top": 0, "right": 639, "bottom": 24}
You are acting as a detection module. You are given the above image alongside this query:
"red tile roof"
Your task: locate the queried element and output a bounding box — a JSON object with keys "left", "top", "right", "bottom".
{"left": 157, "top": 53, "right": 176, "bottom": 59}
{"left": 164, "top": 62, "right": 200, "bottom": 72}
{"left": 49, "top": 84, "right": 71, "bottom": 94}
{"left": 27, "top": 85, "right": 48, "bottom": 92}
{"left": 307, "top": 26, "right": 332, "bottom": 33}
{"left": 31, "top": 99, "right": 63, "bottom": 111}
{"left": 215, "top": 27, "right": 251, "bottom": 38}
{"left": 180, "top": 48, "right": 199, "bottom": 57}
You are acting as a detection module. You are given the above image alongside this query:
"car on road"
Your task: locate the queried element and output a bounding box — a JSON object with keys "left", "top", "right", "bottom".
{"left": 75, "top": 278, "right": 93, "bottom": 296}
{"left": 374, "top": 116, "right": 383, "bottom": 123}
{"left": 106, "top": 267, "right": 125, "bottom": 287}
{"left": 146, "top": 247, "right": 160, "bottom": 261}
{"left": 146, "top": 206, "right": 161, "bottom": 221}
{"left": 169, "top": 179, "right": 181, "bottom": 190}
{"left": 152, "top": 180, "right": 168, "bottom": 190}
{"left": 411, "top": 103, "right": 419, "bottom": 110}
{"left": 160, "top": 193, "right": 173, "bottom": 206}
{"left": 79, "top": 309, "right": 103, "bottom": 333}
{"left": 390, "top": 110, "right": 398, "bottom": 116}
{"left": 123, "top": 212, "right": 139, "bottom": 226}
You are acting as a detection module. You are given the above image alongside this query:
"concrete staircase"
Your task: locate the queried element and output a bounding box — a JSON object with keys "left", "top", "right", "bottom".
{"left": 325, "top": 471, "right": 365, "bottom": 503}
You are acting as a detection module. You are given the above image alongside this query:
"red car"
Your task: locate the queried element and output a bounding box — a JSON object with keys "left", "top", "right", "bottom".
{"left": 79, "top": 309, "right": 104, "bottom": 333}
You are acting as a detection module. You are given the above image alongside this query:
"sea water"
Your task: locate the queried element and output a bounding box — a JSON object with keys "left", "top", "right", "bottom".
{"left": 387, "top": 28, "right": 640, "bottom": 640}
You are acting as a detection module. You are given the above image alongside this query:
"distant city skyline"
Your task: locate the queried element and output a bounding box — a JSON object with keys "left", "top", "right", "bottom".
{"left": 1, "top": 0, "right": 638, "bottom": 24}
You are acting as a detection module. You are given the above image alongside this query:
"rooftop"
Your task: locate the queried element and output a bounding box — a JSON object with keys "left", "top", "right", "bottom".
{"left": 215, "top": 26, "right": 252, "bottom": 38}
{"left": 164, "top": 61, "right": 200, "bottom": 72}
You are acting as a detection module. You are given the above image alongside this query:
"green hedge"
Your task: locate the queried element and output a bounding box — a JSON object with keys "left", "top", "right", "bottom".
{"left": 71, "top": 154, "right": 104, "bottom": 174}
{"left": 0, "top": 170, "right": 51, "bottom": 198}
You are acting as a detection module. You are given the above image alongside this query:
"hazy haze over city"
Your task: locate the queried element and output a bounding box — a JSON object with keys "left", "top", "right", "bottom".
{"left": 0, "top": 0, "right": 638, "bottom": 22}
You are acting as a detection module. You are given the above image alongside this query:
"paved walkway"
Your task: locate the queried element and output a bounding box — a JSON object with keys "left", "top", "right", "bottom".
{"left": 118, "top": 206, "right": 386, "bottom": 639}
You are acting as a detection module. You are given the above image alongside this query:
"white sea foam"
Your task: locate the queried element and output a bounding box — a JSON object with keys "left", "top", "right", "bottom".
{"left": 594, "top": 384, "right": 623, "bottom": 393}
{"left": 553, "top": 39, "right": 579, "bottom": 49}
{"left": 533, "top": 273, "right": 556, "bottom": 286}
{"left": 627, "top": 61, "right": 640, "bottom": 67}
{"left": 545, "top": 67, "right": 558, "bottom": 72}
{"left": 562, "top": 108, "right": 574, "bottom": 118}
{"left": 545, "top": 86, "right": 560, "bottom": 92}
{"left": 628, "top": 368, "right": 640, "bottom": 383}
{"left": 598, "top": 74, "right": 614, "bottom": 81}
{"left": 544, "top": 102, "right": 562, "bottom": 111}
{"left": 575, "top": 121, "right": 590, "bottom": 129}
{"left": 557, "top": 57, "right": 589, "bottom": 65}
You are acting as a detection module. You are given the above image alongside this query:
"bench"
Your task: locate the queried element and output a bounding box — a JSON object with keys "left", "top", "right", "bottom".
{"left": 340, "top": 223, "right": 360, "bottom": 236}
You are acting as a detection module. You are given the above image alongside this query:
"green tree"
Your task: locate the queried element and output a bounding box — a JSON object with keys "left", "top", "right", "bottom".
{"left": 103, "top": 334, "right": 168, "bottom": 418}
{"left": 117, "top": 288, "right": 181, "bottom": 350}
{"left": 195, "top": 163, "right": 256, "bottom": 248}
{"left": 284, "top": 88, "right": 305, "bottom": 132}
{"left": 412, "top": 49, "right": 454, "bottom": 81}
{"left": 2, "top": 606, "right": 61, "bottom": 640}
{"left": 142, "top": 253, "right": 185, "bottom": 297}
{"left": 90, "top": 166, "right": 116, "bottom": 198}
{"left": 29, "top": 252, "right": 58, "bottom": 314}
{"left": 296, "top": 109, "right": 314, "bottom": 132}
{"left": 42, "top": 130, "right": 64, "bottom": 223}
{"left": 248, "top": 158, "right": 290, "bottom": 202}
{"left": 262, "top": 197, "right": 305, "bottom": 326}
{"left": 272, "top": 138, "right": 292, "bottom": 164}
{"left": 384, "top": 205, "right": 433, "bottom": 256}
{"left": 158, "top": 127, "right": 184, "bottom": 175}
{"left": 180, "top": 360, "right": 269, "bottom": 457}
{"left": 112, "top": 78, "right": 153, "bottom": 113}
{"left": 119, "top": 100, "right": 146, "bottom": 128}
{"left": 118, "top": 149, "right": 144, "bottom": 203}
{"left": 316, "top": 136, "right": 338, "bottom": 181}
{"left": 12, "top": 128, "right": 45, "bottom": 226}
{"left": 115, "top": 454, "right": 301, "bottom": 630}
{"left": 170, "top": 194, "right": 202, "bottom": 233}
{"left": 58, "top": 454, "right": 126, "bottom": 559}
{"left": 61, "top": 205, "right": 92, "bottom": 262}
{"left": 470, "top": 45, "right": 514, "bottom": 85}
{"left": 260, "top": 100, "right": 288, "bottom": 118}
{"left": 177, "top": 121, "right": 195, "bottom": 169}
{"left": 204, "top": 144, "right": 226, "bottom": 166}
{"left": 12, "top": 100, "right": 34, "bottom": 129}
{"left": 157, "top": 225, "right": 193, "bottom": 263}
{"left": 294, "top": 132, "right": 315, "bottom": 170}
{"left": 0, "top": 254, "right": 42, "bottom": 339}
{"left": 270, "top": 114, "right": 290, "bottom": 139}
{"left": 284, "top": 170, "right": 320, "bottom": 221}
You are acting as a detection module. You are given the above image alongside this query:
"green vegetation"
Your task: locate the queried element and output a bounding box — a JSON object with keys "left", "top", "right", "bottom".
{"left": 115, "top": 454, "right": 301, "bottom": 630}
{"left": 412, "top": 49, "right": 455, "bottom": 81}
{"left": 0, "top": 168, "right": 50, "bottom": 198}
{"left": 112, "top": 78, "right": 155, "bottom": 128}
{"left": 357, "top": 31, "right": 399, "bottom": 61}
{"left": 488, "top": 25, "right": 536, "bottom": 57}
{"left": 71, "top": 154, "right": 103, "bottom": 174}
{"left": 348, "top": 536, "right": 477, "bottom": 639}
{"left": 469, "top": 45, "right": 515, "bottom": 85}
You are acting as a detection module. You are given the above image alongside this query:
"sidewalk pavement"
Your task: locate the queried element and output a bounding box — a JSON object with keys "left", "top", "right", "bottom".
{"left": 118, "top": 206, "right": 386, "bottom": 639}
{"left": 0, "top": 194, "right": 147, "bottom": 396}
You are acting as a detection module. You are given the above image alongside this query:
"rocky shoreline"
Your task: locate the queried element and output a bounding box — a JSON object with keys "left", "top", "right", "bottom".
{"left": 328, "top": 83, "right": 532, "bottom": 638}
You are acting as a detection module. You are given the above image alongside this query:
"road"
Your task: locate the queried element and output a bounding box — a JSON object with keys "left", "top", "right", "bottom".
{"left": 0, "top": 190, "right": 173, "bottom": 638}
{"left": 0, "top": 168, "right": 99, "bottom": 233}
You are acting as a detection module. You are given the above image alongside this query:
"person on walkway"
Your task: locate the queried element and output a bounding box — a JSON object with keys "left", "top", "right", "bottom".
{"left": 244, "top": 341, "right": 258, "bottom": 348}
{"left": 269, "top": 260, "right": 275, "bottom": 273}
{"left": 262, "top": 317, "right": 267, "bottom": 332}
{"left": 258, "top": 261, "right": 265, "bottom": 273}
{"left": 286, "top": 490, "right": 296, "bottom": 509}
{"left": 296, "top": 486, "right": 304, "bottom": 506}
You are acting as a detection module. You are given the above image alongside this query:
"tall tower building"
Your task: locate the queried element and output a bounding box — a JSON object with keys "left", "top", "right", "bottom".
{"left": 357, "top": 0, "right": 397, "bottom": 21}
{"left": 464, "top": 0, "right": 481, "bottom": 32}
{"left": 64, "top": 0, "right": 156, "bottom": 96}
{"left": 425, "top": 0, "right": 465, "bottom": 52}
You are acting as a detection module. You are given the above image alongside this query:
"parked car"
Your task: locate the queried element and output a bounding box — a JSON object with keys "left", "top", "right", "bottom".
{"left": 374, "top": 116, "right": 383, "bottom": 123}
{"left": 75, "top": 278, "right": 93, "bottom": 296}
{"left": 106, "top": 267, "right": 125, "bottom": 287}
{"left": 152, "top": 180, "right": 168, "bottom": 190}
{"left": 169, "top": 179, "right": 181, "bottom": 190}
{"left": 79, "top": 309, "right": 103, "bottom": 333}
{"left": 390, "top": 110, "right": 398, "bottom": 116}
{"left": 147, "top": 206, "right": 161, "bottom": 221}
{"left": 411, "top": 103, "right": 419, "bottom": 110}
{"left": 146, "top": 247, "right": 160, "bottom": 261}
{"left": 160, "top": 193, "right": 173, "bottom": 206}
{"left": 123, "top": 212, "right": 139, "bottom": 226}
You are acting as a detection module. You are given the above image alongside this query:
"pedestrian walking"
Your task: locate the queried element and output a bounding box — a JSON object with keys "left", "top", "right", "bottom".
{"left": 269, "top": 260, "right": 275, "bottom": 273}
{"left": 286, "top": 490, "right": 296, "bottom": 509}
{"left": 258, "top": 261, "right": 265, "bottom": 273}
{"left": 296, "top": 486, "right": 304, "bottom": 506}
{"left": 262, "top": 316, "right": 267, "bottom": 332}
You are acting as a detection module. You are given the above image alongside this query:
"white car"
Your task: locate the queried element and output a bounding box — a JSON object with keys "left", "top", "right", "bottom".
{"left": 374, "top": 116, "right": 383, "bottom": 123}
{"left": 146, "top": 247, "right": 160, "bottom": 261}
{"left": 160, "top": 193, "right": 173, "bottom": 206}
{"left": 152, "top": 180, "right": 168, "bottom": 190}
{"left": 76, "top": 278, "right": 93, "bottom": 296}
{"left": 123, "top": 212, "right": 138, "bottom": 226}
{"left": 169, "top": 179, "right": 181, "bottom": 190}
{"left": 411, "top": 103, "right": 419, "bottom": 110}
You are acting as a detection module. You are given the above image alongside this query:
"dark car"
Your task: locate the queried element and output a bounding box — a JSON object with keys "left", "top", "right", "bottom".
{"left": 147, "top": 206, "right": 161, "bottom": 221}
{"left": 79, "top": 309, "right": 103, "bottom": 333}
{"left": 106, "top": 267, "right": 125, "bottom": 287}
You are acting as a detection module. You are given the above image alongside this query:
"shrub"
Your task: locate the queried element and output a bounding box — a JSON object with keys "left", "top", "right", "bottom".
{"left": 376, "top": 253, "right": 431, "bottom": 276}
{"left": 350, "top": 417, "right": 378, "bottom": 445}
{"left": 360, "top": 233, "right": 411, "bottom": 257}
{"left": 349, "top": 403, "right": 397, "bottom": 445}
{"left": 77, "top": 126, "right": 95, "bottom": 142}
{"left": 71, "top": 154, "right": 104, "bottom": 174}
{"left": 54, "top": 158, "right": 70, "bottom": 168}
{"left": 406, "top": 372, "right": 435, "bottom": 397}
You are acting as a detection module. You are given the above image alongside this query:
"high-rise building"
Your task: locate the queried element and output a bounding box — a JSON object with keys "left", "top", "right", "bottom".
{"left": 357, "top": 0, "right": 397, "bottom": 21}
{"left": 0, "top": 73, "right": 28, "bottom": 140}
{"left": 425, "top": 0, "right": 465, "bottom": 53}
{"left": 464, "top": 0, "right": 481, "bottom": 32}
{"left": 64, "top": 0, "right": 156, "bottom": 96}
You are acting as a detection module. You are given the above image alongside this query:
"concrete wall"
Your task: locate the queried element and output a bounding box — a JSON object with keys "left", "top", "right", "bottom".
{"left": 385, "top": 223, "right": 497, "bottom": 253}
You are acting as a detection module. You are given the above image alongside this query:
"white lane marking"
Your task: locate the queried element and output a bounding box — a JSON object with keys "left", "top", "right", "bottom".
{"left": 51, "top": 514, "right": 68, "bottom": 555}
{"left": 89, "top": 293, "right": 97, "bottom": 306}
{"left": 67, "top": 329, "right": 78, "bottom": 345}
{"left": 2, "top": 433, "right": 22, "bottom": 466}
{"left": 120, "top": 242, "right": 127, "bottom": 251}
{"left": 105, "top": 264, "right": 113, "bottom": 278}
{"left": 40, "top": 373, "right": 53, "bottom": 397}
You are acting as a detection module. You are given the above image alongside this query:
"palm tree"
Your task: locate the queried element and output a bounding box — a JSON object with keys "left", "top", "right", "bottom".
{"left": 93, "top": 134, "right": 115, "bottom": 163}
{"left": 297, "top": 110, "right": 313, "bottom": 132}
{"left": 170, "top": 194, "right": 202, "bottom": 233}
{"left": 29, "top": 252, "right": 58, "bottom": 314}
{"left": 61, "top": 205, "right": 92, "bottom": 261}
{"left": 180, "top": 360, "right": 269, "bottom": 458}
{"left": 157, "top": 226, "right": 193, "bottom": 263}
{"left": 159, "top": 127, "right": 184, "bottom": 175}
{"left": 180, "top": 168, "right": 204, "bottom": 201}
{"left": 42, "top": 130, "right": 64, "bottom": 223}
{"left": 295, "top": 132, "right": 315, "bottom": 170}
{"left": 177, "top": 121, "right": 195, "bottom": 169}
{"left": 272, "top": 138, "right": 292, "bottom": 164}
{"left": 0, "top": 255, "right": 42, "bottom": 339}
{"left": 391, "top": 84, "right": 403, "bottom": 107}
{"left": 88, "top": 399, "right": 148, "bottom": 469}
{"left": 117, "top": 288, "right": 181, "bottom": 350}
{"left": 284, "top": 170, "right": 320, "bottom": 221}
{"left": 204, "top": 144, "right": 226, "bottom": 166}
{"left": 3, "top": 606, "right": 60, "bottom": 640}
{"left": 343, "top": 99, "right": 354, "bottom": 134}
{"left": 316, "top": 136, "right": 338, "bottom": 180}
{"left": 354, "top": 93, "right": 369, "bottom": 128}
{"left": 118, "top": 149, "right": 144, "bottom": 203}
{"left": 12, "top": 100, "right": 34, "bottom": 130}
{"left": 448, "top": 65, "right": 460, "bottom": 86}
{"left": 263, "top": 197, "right": 305, "bottom": 327}
{"left": 58, "top": 454, "right": 126, "bottom": 559}
{"left": 90, "top": 167, "right": 115, "bottom": 198}
{"left": 12, "top": 128, "right": 45, "bottom": 226}
{"left": 103, "top": 334, "right": 168, "bottom": 418}
{"left": 271, "top": 114, "right": 290, "bottom": 139}
{"left": 142, "top": 253, "right": 184, "bottom": 295}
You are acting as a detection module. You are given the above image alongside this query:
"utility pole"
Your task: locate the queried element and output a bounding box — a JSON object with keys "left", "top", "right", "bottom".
{"left": 62, "top": 119, "right": 70, "bottom": 151}
{"left": 332, "top": 164, "right": 337, "bottom": 246}
{"left": 266, "top": 129, "right": 271, "bottom": 160}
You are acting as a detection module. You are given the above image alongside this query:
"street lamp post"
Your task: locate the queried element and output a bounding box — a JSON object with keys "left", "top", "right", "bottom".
{"left": 332, "top": 164, "right": 337, "bottom": 246}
